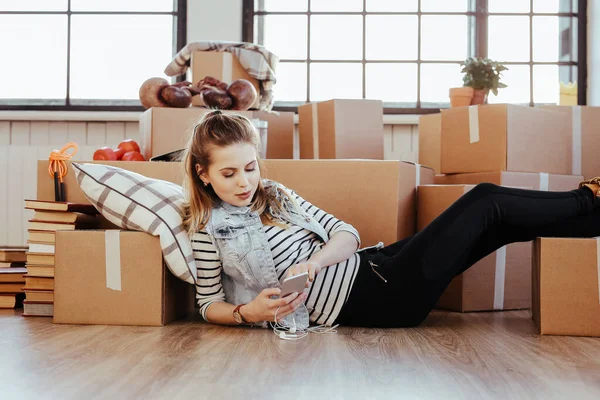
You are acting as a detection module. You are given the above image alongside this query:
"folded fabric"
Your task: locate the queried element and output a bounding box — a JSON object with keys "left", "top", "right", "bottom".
{"left": 164, "top": 40, "right": 279, "bottom": 111}
{"left": 71, "top": 162, "right": 196, "bottom": 284}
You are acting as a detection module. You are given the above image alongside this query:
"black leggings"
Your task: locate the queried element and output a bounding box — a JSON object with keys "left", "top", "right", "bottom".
{"left": 335, "top": 183, "right": 600, "bottom": 328}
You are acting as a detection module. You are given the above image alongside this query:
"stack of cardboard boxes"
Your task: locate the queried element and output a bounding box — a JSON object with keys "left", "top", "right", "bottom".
{"left": 418, "top": 104, "right": 600, "bottom": 336}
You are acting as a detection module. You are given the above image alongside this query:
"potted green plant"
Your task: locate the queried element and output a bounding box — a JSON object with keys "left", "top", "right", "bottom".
{"left": 460, "top": 57, "right": 508, "bottom": 105}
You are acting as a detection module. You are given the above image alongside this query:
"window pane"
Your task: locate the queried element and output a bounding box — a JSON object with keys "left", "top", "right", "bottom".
{"left": 256, "top": 0, "right": 308, "bottom": 12}
{"left": 421, "top": 0, "right": 467, "bottom": 12}
{"left": 366, "top": 16, "right": 418, "bottom": 60}
{"left": 310, "top": 63, "right": 362, "bottom": 101}
{"left": 488, "top": 16, "right": 530, "bottom": 62}
{"left": 420, "top": 63, "right": 463, "bottom": 103}
{"left": 421, "top": 16, "right": 468, "bottom": 61}
{"left": 311, "top": 15, "right": 362, "bottom": 60}
{"left": 0, "top": 15, "right": 67, "bottom": 99}
{"left": 533, "top": 65, "right": 559, "bottom": 104}
{"left": 310, "top": 0, "right": 362, "bottom": 12}
{"left": 533, "top": 16, "right": 560, "bottom": 62}
{"left": 487, "top": 65, "right": 530, "bottom": 104}
{"left": 261, "top": 15, "right": 307, "bottom": 60}
{"left": 488, "top": 0, "right": 530, "bottom": 13}
{"left": 71, "top": 0, "right": 173, "bottom": 12}
{"left": 567, "top": 17, "right": 578, "bottom": 62}
{"left": 366, "top": 63, "right": 417, "bottom": 103}
{"left": 533, "top": 0, "right": 571, "bottom": 13}
{"left": 366, "top": 0, "right": 417, "bottom": 12}
{"left": 274, "top": 62, "right": 307, "bottom": 102}
{"left": 0, "top": 0, "right": 66, "bottom": 11}
{"left": 70, "top": 15, "right": 173, "bottom": 100}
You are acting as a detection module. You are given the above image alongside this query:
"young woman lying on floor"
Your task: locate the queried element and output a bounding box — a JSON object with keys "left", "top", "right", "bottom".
{"left": 184, "top": 110, "right": 600, "bottom": 329}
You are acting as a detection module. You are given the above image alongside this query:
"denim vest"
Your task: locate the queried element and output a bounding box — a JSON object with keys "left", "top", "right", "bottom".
{"left": 205, "top": 180, "right": 328, "bottom": 329}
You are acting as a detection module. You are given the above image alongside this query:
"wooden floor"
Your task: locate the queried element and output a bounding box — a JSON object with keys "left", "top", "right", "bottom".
{"left": 0, "top": 309, "right": 599, "bottom": 400}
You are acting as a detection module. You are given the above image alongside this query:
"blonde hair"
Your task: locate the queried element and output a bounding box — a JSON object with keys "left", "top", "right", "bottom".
{"left": 182, "top": 110, "right": 297, "bottom": 235}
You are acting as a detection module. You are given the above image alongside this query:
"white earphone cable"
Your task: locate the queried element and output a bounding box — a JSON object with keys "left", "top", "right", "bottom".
{"left": 270, "top": 304, "right": 339, "bottom": 341}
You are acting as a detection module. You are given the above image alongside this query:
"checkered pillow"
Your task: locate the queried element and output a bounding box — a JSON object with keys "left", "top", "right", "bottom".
{"left": 71, "top": 162, "right": 196, "bottom": 284}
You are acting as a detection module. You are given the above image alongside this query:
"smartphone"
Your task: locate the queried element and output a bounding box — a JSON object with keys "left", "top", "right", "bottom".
{"left": 280, "top": 272, "right": 309, "bottom": 297}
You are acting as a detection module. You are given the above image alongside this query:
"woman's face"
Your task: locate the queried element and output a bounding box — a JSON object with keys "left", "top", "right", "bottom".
{"left": 199, "top": 142, "right": 261, "bottom": 207}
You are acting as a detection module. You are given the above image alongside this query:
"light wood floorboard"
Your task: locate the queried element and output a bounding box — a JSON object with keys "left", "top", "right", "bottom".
{"left": 0, "top": 309, "right": 598, "bottom": 400}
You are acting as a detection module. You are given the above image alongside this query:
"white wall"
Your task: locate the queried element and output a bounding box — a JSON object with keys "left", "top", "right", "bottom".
{"left": 187, "top": 0, "right": 243, "bottom": 42}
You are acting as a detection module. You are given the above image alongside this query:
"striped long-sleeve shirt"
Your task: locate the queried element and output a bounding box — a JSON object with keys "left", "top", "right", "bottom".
{"left": 192, "top": 191, "right": 361, "bottom": 327}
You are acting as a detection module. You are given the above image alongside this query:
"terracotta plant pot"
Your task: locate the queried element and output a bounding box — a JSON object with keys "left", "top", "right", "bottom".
{"left": 449, "top": 87, "right": 474, "bottom": 108}
{"left": 471, "top": 89, "right": 489, "bottom": 105}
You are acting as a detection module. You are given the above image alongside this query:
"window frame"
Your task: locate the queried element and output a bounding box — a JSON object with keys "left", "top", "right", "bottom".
{"left": 242, "top": 0, "right": 587, "bottom": 114}
{"left": 0, "top": 0, "right": 187, "bottom": 112}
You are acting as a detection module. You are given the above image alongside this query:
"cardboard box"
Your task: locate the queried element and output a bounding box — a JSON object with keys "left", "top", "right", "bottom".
{"left": 54, "top": 230, "right": 194, "bottom": 326}
{"left": 440, "top": 104, "right": 571, "bottom": 175}
{"left": 189, "top": 51, "right": 260, "bottom": 108}
{"left": 434, "top": 171, "right": 583, "bottom": 191}
{"left": 418, "top": 113, "right": 441, "bottom": 173}
{"left": 417, "top": 185, "right": 532, "bottom": 312}
{"left": 38, "top": 160, "right": 434, "bottom": 247}
{"left": 538, "top": 106, "right": 600, "bottom": 180}
{"left": 298, "top": 99, "right": 384, "bottom": 159}
{"left": 139, "top": 107, "right": 294, "bottom": 160}
{"left": 264, "top": 160, "right": 434, "bottom": 246}
{"left": 533, "top": 238, "right": 600, "bottom": 337}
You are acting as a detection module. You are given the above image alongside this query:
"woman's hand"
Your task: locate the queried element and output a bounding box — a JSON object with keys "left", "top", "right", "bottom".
{"left": 242, "top": 288, "right": 307, "bottom": 323}
{"left": 286, "top": 261, "right": 322, "bottom": 287}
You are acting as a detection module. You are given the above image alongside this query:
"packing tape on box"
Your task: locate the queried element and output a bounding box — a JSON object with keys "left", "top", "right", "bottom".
{"left": 493, "top": 245, "right": 507, "bottom": 310}
{"left": 312, "top": 103, "right": 320, "bottom": 159}
{"left": 539, "top": 173, "right": 549, "bottom": 191}
{"left": 105, "top": 230, "right": 122, "bottom": 291}
{"left": 572, "top": 106, "right": 582, "bottom": 175}
{"left": 597, "top": 238, "right": 600, "bottom": 303}
{"left": 415, "top": 163, "right": 421, "bottom": 186}
{"left": 468, "top": 106, "right": 480, "bottom": 143}
{"left": 223, "top": 60, "right": 233, "bottom": 83}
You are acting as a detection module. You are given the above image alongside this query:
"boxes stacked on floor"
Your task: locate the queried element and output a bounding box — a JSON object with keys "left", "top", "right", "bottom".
{"left": 298, "top": 99, "right": 384, "bottom": 159}
{"left": 417, "top": 104, "right": 588, "bottom": 319}
{"left": 0, "top": 248, "right": 27, "bottom": 309}
{"left": 22, "top": 199, "right": 102, "bottom": 317}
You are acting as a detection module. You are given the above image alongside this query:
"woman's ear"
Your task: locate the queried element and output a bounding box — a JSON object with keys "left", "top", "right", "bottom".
{"left": 195, "top": 164, "right": 208, "bottom": 186}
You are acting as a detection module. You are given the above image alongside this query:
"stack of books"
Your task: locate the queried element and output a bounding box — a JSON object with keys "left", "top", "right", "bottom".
{"left": 0, "top": 247, "right": 27, "bottom": 309}
{"left": 23, "top": 199, "right": 100, "bottom": 317}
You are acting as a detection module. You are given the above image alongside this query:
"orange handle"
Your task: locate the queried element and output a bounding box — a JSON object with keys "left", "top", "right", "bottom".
{"left": 48, "top": 142, "right": 79, "bottom": 182}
